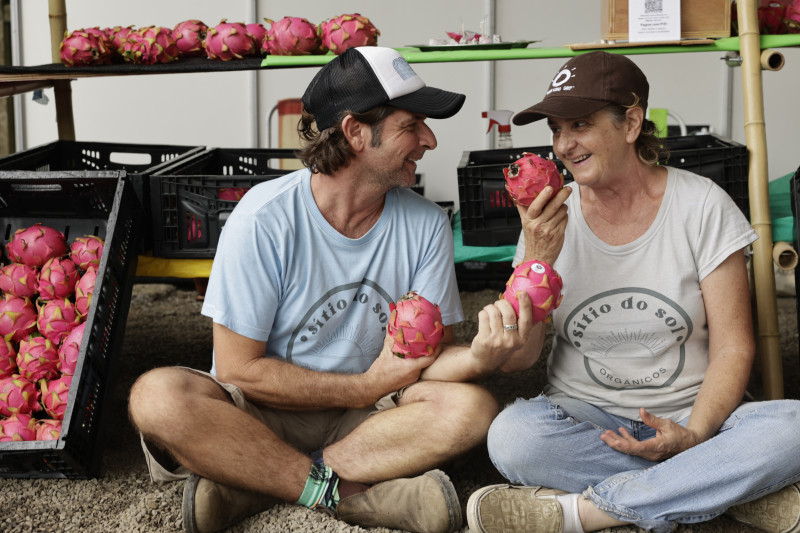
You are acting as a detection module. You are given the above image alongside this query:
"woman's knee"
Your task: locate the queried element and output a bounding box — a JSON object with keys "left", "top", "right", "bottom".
{"left": 487, "top": 397, "right": 554, "bottom": 472}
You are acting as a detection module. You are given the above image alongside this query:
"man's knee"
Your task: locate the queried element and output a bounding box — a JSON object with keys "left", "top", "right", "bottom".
{"left": 404, "top": 381, "right": 499, "bottom": 438}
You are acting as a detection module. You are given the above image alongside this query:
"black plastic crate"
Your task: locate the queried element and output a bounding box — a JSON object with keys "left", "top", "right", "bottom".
{"left": 150, "top": 147, "right": 300, "bottom": 258}
{"left": 0, "top": 141, "right": 204, "bottom": 252}
{"left": 0, "top": 171, "right": 140, "bottom": 478}
{"left": 457, "top": 134, "right": 749, "bottom": 247}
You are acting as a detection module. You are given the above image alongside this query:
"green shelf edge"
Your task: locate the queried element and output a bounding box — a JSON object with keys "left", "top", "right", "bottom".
{"left": 260, "top": 35, "right": 800, "bottom": 69}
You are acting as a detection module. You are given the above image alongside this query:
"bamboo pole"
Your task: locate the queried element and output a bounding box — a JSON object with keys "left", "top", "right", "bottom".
{"left": 48, "top": 0, "right": 75, "bottom": 141}
{"left": 738, "top": 0, "right": 784, "bottom": 399}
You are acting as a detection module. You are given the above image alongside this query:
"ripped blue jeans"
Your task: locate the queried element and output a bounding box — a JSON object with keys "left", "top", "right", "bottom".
{"left": 486, "top": 393, "right": 800, "bottom": 532}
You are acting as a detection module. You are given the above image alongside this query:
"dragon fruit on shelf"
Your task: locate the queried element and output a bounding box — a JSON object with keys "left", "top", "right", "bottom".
{"left": 35, "top": 418, "right": 63, "bottom": 441}
{"left": 74, "top": 266, "right": 97, "bottom": 317}
{"left": 0, "top": 295, "right": 38, "bottom": 343}
{"left": 104, "top": 25, "right": 136, "bottom": 55}
{"left": 0, "top": 374, "right": 41, "bottom": 416}
{"left": 69, "top": 235, "right": 104, "bottom": 271}
{"left": 503, "top": 152, "right": 563, "bottom": 207}
{"left": 40, "top": 374, "right": 73, "bottom": 420}
{"left": 80, "top": 27, "right": 115, "bottom": 64}
{"left": 36, "top": 298, "right": 82, "bottom": 346}
{"left": 0, "top": 413, "right": 38, "bottom": 442}
{"left": 38, "top": 257, "right": 80, "bottom": 301}
{"left": 0, "top": 338, "right": 17, "bottom": 379}
{"left": 786, "top": 0, "right": 800, "bottom": 32}
{"left": 387, "top": 291, "right": 444, "bottom": 359}
{"left": 59, "top": 29, "right": 108, "bottom": 67}
{"left": 246, "top": 22, "right": 267, "bottom": 49}
{"left": 205, "top": 20, "right": 256, "bottom": 60}
{"left": 6, "top": 223, "right": 68, "bottom": 268}
{"left": 0, "top": 263, "right": 39, "bottom": 298}
{"left": 122, "top": 26, "right": 180, "bottom": 65}
{"left": 319, "top": 13, "right": 380, "bottom": 55}
{"left": 501, "top": 259, "right": 564, "bottom": 323}
{"left": 172, "top": 19, "right": 208, "bottom": 57}
{"left": 17, "top": 335, "right": 60, "bottom": 382}
{"left": 263, "top": 17, "right": 323, "bottom": 56}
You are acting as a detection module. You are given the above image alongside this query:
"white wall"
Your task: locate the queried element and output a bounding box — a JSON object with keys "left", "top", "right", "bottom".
{"left": 15, "top": 0, "right": 800, "bottom": 206}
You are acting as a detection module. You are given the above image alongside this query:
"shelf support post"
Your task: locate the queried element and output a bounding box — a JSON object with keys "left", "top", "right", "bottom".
{"left": 48, "top": 0, "right": 75, "bottom": 141}
{"left": 738, "top": 0, "right": 783, "bottom": 399}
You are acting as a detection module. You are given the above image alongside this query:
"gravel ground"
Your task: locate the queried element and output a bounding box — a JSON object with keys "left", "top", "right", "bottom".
{"left": 1, "top": 280, "right": 798, "bottom": 533}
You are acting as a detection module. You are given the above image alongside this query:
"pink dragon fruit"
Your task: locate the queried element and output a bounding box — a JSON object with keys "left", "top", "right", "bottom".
{"left": 35, "top": 418, "right": 63, "bottom": 441}
{"left": 74, "top": 266, "right": 97, "bottom": 316}
{"left": 0, "top": 374, "right": 40, "bottom": 416}
{"left": 37, "top": 257, "right": 80, "bottom": 301}
{"left": 17, "top": 335, "right": 60, "bottom": 382}
{"left": 0, "top": 338, "right": 16, "bottom": 378}
{"left": 0, "top": 263, "right": 39, "bottom": 298}
{"left": 319, "top": 13, "right": 380, "bottom": 55}
{"left": 6, "top": 223, "right": 68, "bottom": 268}
{"left": 69, "top": 235, "right": 104, "bottom": 271}
{"left": 172, "top": 19, "right": 208, "bottom": 57}
{"left": 205, "top": 20, "right": 256, "bottom": 60}
{"left": 80, "top": 27, "right": 114, "bottom": 64}
{"left": 786, "top": 0, "right": 800, "bottom": 32}
{"left": 58, "top": 322, "right": 85, "bottom": 376}
{"left": 104, "top": 25, "right": 136, "bottom": 55}
{"left": 263, "top": 17, "right": 323, "bottom": 56}
{"left": 501, "top": 259, "right": 564, "bottom": 323}
{"left": 0, "top": 295, "right": 38, "bottom": 343}
{"left": 217, "top": 187, "right": 250, "bottom": 201}
{"left": 59, "top": 29, "right": 108, "bottom": 67}
{"left": 40, "top": 374, "right": 72, "bottom": 420}
{"left": 503, "top": 152, "right": 563, "bottom": 207}
{"left": 246, "top": 22, "right": 267, "bottom": 50}
{"left": 387, "top": 291, "right": 444, "bottom": 358}
{"left": 122, "top": 26, "right": 180, "bottom": 64}
{"left": 0, "top": 413, "right": 37, "bottom": 441}
{"left": 36, "top": 298, "right": 82, "bottom": 346}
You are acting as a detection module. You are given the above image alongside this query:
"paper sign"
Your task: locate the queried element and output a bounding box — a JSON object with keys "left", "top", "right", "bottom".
{"left": 628, "top": 0, "right": 681, "bottom": 42}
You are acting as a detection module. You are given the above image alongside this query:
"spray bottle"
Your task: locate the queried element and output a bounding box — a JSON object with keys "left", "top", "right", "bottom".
{"left": 482, "top": 110, "right": 514, "bottom": 149}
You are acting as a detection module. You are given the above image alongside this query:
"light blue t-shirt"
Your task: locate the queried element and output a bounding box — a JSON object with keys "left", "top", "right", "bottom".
{"left": 201, "top": 168, "right": 463, "bottom": 374}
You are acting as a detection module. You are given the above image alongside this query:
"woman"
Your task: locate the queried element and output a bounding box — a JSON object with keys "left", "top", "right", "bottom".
{"left": 466, "top": 51, "right": 800, "bottom": 533}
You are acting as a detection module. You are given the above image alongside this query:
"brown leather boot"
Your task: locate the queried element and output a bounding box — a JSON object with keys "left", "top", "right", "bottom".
{"left": 182, "top": 474, "right": 281, "bottom": 533}
{"left": 335, "top": 469, "right": 462, "bottom": 533}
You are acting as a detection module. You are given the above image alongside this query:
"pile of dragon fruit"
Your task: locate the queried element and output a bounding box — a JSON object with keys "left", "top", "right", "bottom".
{"left": 0, "top": 224, "right": 103, "bottom": 442}
{"left": 60, "top": 13, "right": 380, "bottom": 67}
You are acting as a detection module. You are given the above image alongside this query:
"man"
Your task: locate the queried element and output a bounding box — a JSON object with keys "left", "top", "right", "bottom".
{"left": 129, "top": 46, "right": 526, "bottom": 533}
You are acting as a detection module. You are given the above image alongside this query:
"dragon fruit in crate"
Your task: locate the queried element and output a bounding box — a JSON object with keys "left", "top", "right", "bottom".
{"left": 0, "top": 263, "right": 39, "bottom": 298}
{"left": 75, "top": 266, "right": 97, "bottom": 317}
{"left": 17, "top": 335, "right": 60, "bottom": 382}
{"left": 387, "top": 291, "right": 444, "bottom": 358}
{"left": 38, "top": 257, "right": 80, "bottom": 301}
{"left": 0, "top": 295, "right": 38, "bottom": 343}
{"left": 59, "top": 29, "right": 108, "bottom": 67}
{"left": 58, "top": 322, "right": 85, "bottom": 376}
{"left": 503, "top": 152, "right": 563, "bottom": 207}
{"left": 205, "top": 20, "right": 256, "bottom": 60}
{"left": 6, "top": 223, "right": 68, "bottom": 268}
{"left": 502, "top": 260, "right": 564, "bottom": 324}
{"left": 69, "top": 235, "right": 104, "bottom": 271}
{"left": 263, "top": 17, "right": 323, "bottom": 56}
{"left": 0, "top": 374, "right": 40, "bottom": 416}
{"left": 0, "top": 338, "right": 16, "bottom": 378}
{"left": 41, "top": 374, "right": 72, "bottom": 420}
{"left": 36, "top": 418, "right": 63, "bottom": 441}
{"left": 172, "top": 19, "right": 208, "bottom": 57}
{"left": 37, "top": 298, "right": 82, "bottom": 346}
{"left": 320, "top": 13, "right": 380, "bottom": 54}
{"left": 0, "top": 413, "right": 37, "bottom": 441}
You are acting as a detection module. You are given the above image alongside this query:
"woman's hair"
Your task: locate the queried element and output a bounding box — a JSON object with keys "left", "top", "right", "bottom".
{"left": 296, "top": 105, "right": 396, "bottom": 175}
{"left": 606, "top": 94, "right": 669, "bottom": 165}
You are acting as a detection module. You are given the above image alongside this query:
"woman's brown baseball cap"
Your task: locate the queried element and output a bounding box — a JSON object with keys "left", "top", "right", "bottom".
{"left": 512, "top": 51, "right": 649, "bottom": 125}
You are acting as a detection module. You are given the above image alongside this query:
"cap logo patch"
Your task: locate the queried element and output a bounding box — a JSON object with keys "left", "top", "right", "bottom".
{"left": 392, "top": 57, "right": 416, "bottom": 80}
{"left": 547, "top": 67, "right": 576, "bottom": 96}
